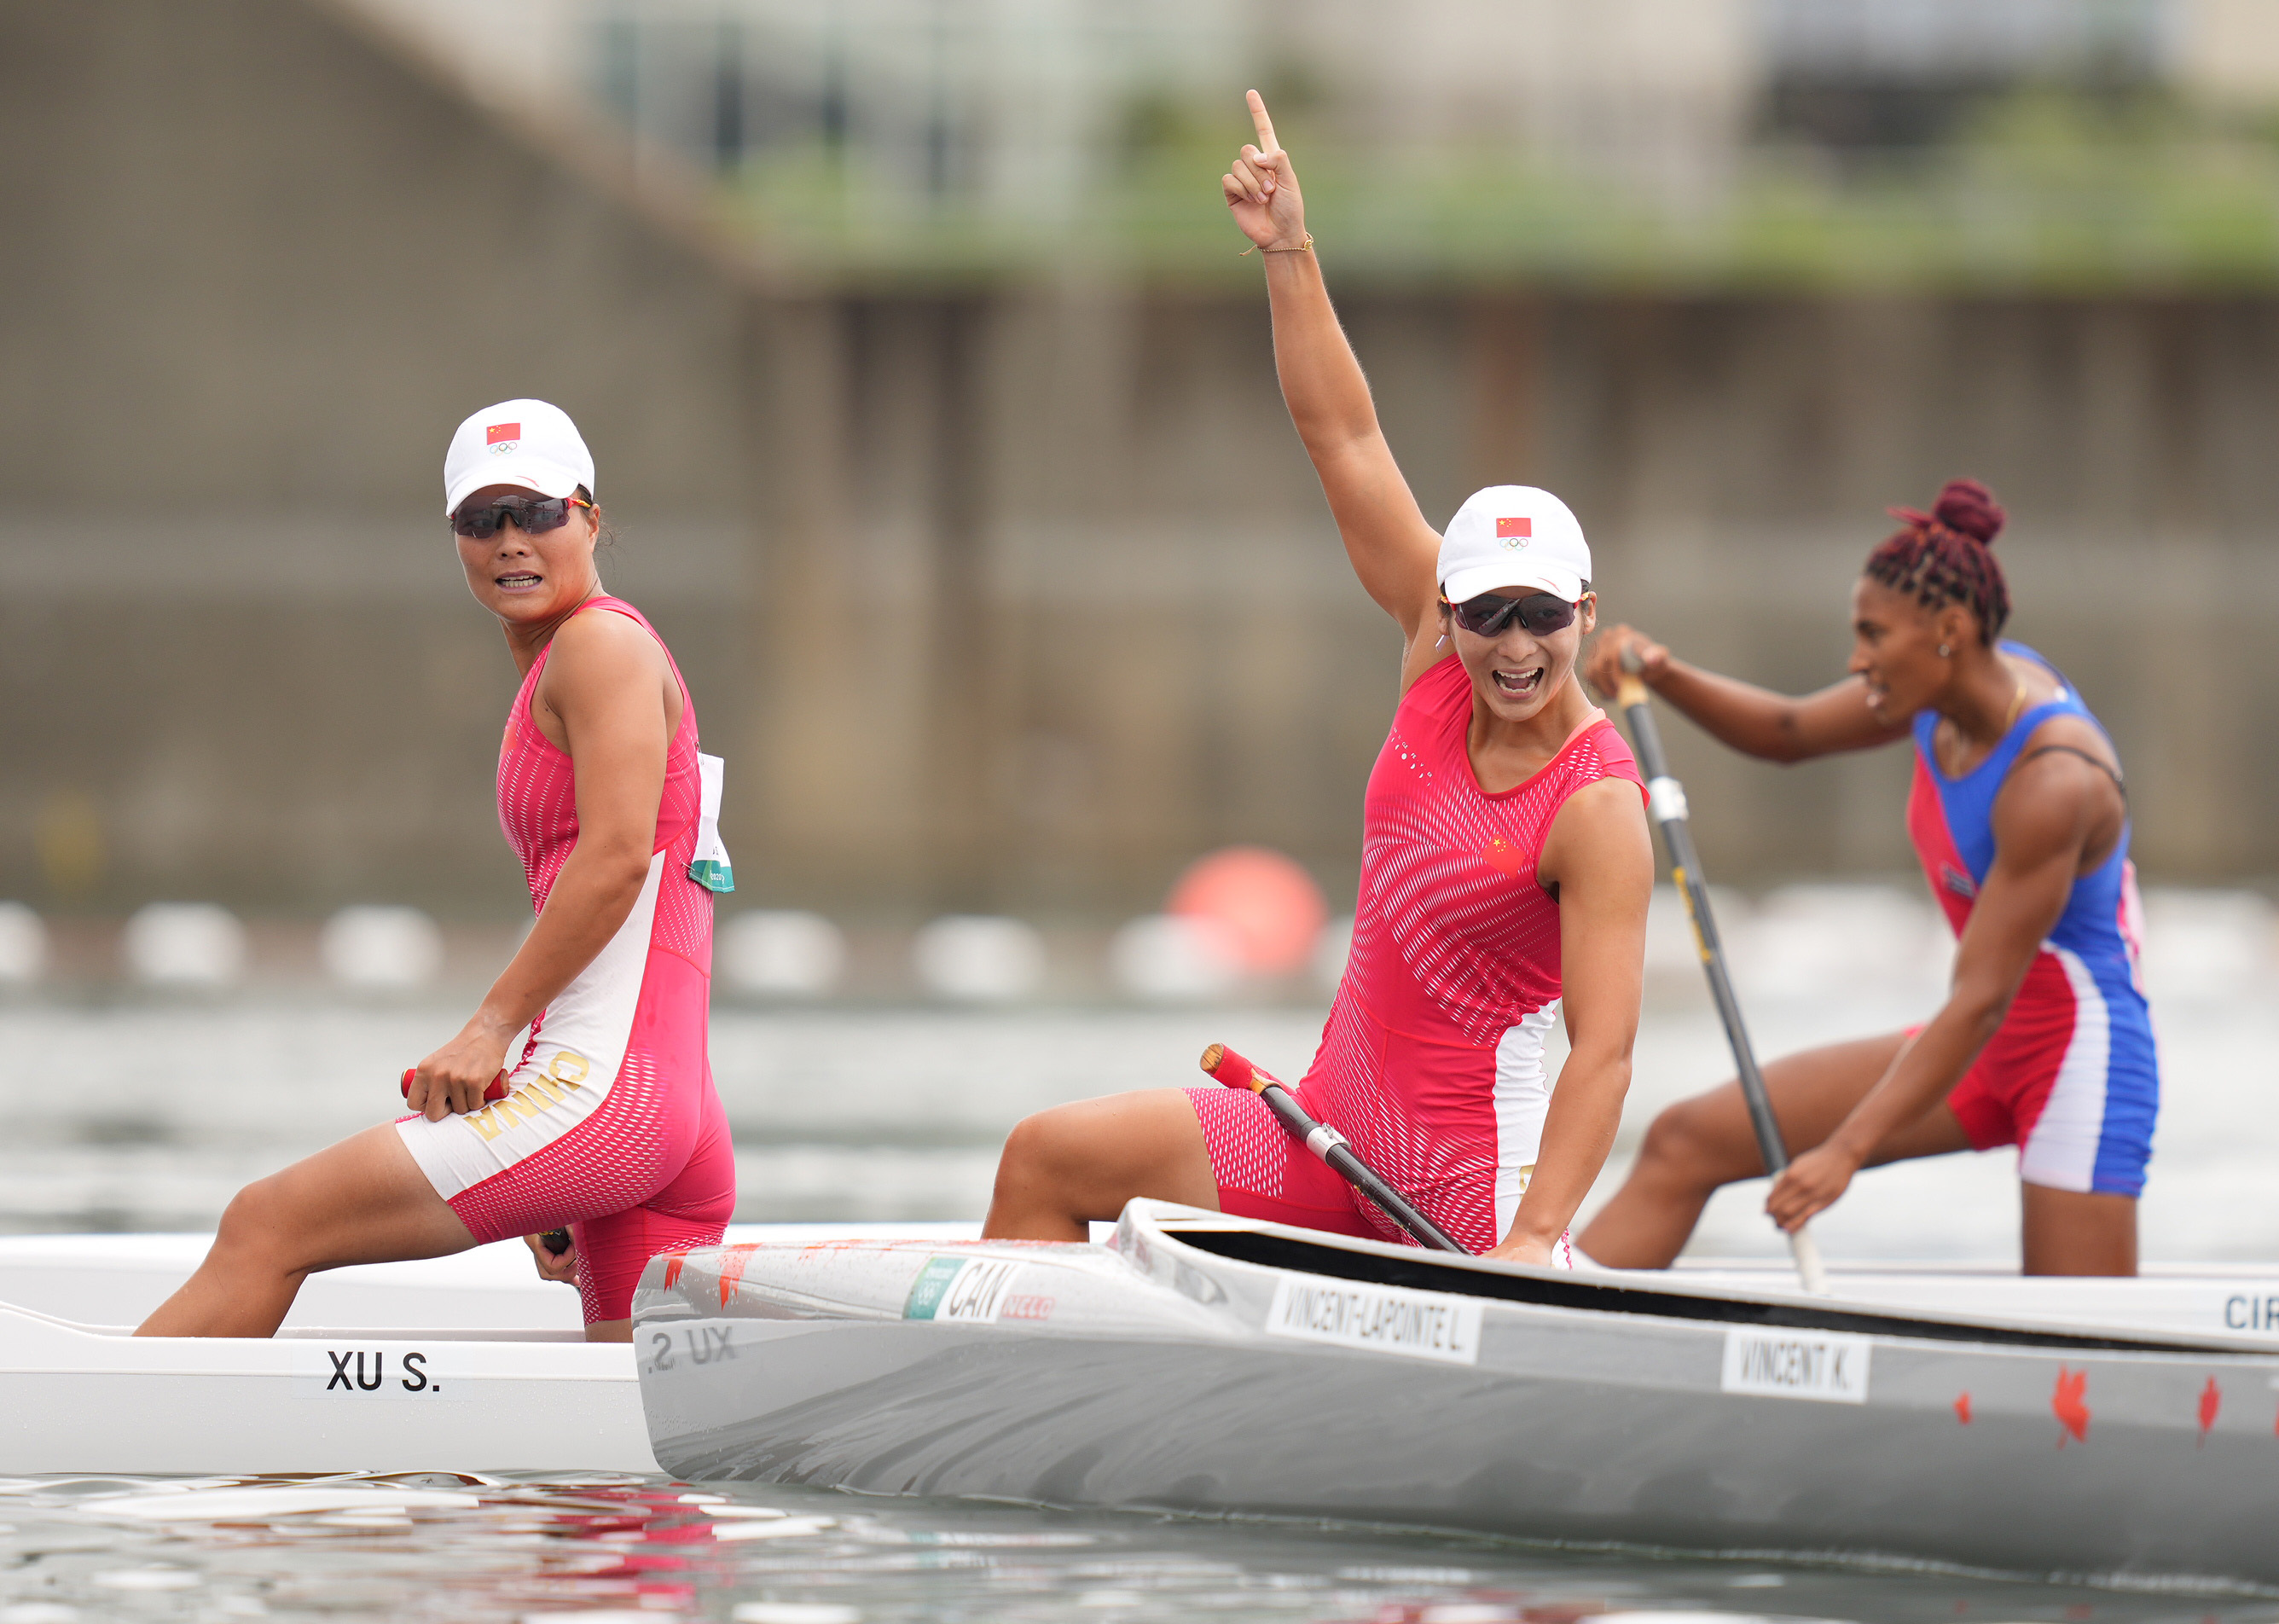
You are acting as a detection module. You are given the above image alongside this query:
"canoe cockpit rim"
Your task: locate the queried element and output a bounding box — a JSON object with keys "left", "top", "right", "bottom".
{"left": 1129, "top": 1203, "right": 2279, "bottom": 1359}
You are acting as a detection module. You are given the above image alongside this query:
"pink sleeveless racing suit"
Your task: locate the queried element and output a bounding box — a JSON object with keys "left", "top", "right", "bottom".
{"left": 396, "top": 595, "right": 735, "bottom": 1322}
{"left": 1188, "top": 654, "right": 1644, "bottom": 1255}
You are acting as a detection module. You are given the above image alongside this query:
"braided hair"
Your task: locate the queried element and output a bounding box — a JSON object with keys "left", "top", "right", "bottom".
{"left": 1864, "top": 478, "right": 2009, "bottom": 644}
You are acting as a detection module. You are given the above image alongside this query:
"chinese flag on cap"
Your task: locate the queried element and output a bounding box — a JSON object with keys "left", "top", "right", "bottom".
{"left": 486, "top": 422, "right": 520, "bottom": 445}
{"left": 1496, "top": 516, "right": 1532, "bottom": 540}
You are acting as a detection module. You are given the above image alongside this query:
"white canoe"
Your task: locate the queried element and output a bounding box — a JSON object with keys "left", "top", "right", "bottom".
{"left": 635, "top": 1200, "right": 2279, "bottom": 1586}
{"left": 0, "top": 1224, "right": 970, "bottom": 1476}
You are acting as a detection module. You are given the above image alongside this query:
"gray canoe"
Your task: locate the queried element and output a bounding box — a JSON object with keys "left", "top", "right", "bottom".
{"left": 634, "top": 1199, "right": 2279, "bottom": 1586}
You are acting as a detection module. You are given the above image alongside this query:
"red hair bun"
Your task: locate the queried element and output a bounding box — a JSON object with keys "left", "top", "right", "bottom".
{"left": 1933, "top": 478, "right": 2004, "bottom": 545}
{"left": 1868, "top": 477, "right": 2011, "bottom": 641}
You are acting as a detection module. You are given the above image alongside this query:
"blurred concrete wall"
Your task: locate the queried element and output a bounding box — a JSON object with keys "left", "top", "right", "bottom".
{"left": 0, "top": 0, "right": 763, "bottom": 919}
{"left": 4, "top": 0, "right": 2277, "bottom": 923}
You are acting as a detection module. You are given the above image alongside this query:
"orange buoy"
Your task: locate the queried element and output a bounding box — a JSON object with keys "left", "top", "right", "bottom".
{"left": 1165, "top": 845, "right": 1327, "bottom": 976}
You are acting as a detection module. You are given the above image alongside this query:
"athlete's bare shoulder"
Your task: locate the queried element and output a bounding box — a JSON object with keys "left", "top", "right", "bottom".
{"left": 1551, "top": 773, "right": 1652, "bottom": 835}
{"left": 1992, "top": 716, "right": 2125, "bottom": 873}
{"left": 533, "top": 603, "right": 675, "bottom": 738}
{"left": 550, "top": 600, "right": 654, "bottom": 651}
{"left": 2012, "top": 707, "right": 2121, "bottom": 779}
{"left": 542, "top": 601, "right": 660, "bottom": 678}
{"left": 1539, "top": 773, "right": 1652, "bottom": 894}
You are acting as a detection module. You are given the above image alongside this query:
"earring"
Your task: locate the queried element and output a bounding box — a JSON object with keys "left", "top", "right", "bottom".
{"left": 1435, "top": 633, "right": 1447, "bottom": 648}
{"left": 1938, "top": 643, "right": 1951, "bottom": 658}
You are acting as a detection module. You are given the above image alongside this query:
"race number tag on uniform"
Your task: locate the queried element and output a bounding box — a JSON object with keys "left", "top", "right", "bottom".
{"left": 687, "top": 752, "right": 734, "bottom": 893}
{"left": 1719, "top": 1328, "right": 1872, "bottom": 1403}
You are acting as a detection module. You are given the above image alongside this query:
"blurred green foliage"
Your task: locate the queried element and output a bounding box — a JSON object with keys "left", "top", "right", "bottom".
{"left": 717, "top": 84, "right": 2279, "bottom": 292}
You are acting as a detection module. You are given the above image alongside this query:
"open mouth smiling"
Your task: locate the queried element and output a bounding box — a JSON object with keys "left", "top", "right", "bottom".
{"left": 1492, "top": 666, "right": 1545, "bottom": 698}
{"left": 495, "top": 571, "right": 542, "bottom": 589}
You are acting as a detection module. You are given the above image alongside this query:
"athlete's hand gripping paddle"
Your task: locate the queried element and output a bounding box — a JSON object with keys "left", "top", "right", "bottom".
{"left": 1613, "top": 649, "right": 1831, "bottom": 1296}
{"left": 397, "top": 1067, "right": 571, "bottom": 1260}
{"left": 400, "top": 1068, "right": 511, "bottom": 1105}
{"left": 1200, "top": 1043, "right": 1468, "bottom": 1254}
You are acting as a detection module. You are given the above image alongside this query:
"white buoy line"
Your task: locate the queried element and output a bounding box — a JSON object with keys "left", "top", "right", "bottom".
{"left": 0, "top": 884, "right": 2268, "bottom": 1005}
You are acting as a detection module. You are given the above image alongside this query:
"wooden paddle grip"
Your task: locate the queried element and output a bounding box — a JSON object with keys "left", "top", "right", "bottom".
{"left": 1199, "top": 1043, "right": 1281, "bottom": 1093}
{"left": 1615, "top": 642, "right": 1650, "bottom": 709}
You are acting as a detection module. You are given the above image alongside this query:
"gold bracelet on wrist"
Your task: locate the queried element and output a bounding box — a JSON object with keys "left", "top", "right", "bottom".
{"left": 1239, "top": 232, "right": 1314, "bottom": 257}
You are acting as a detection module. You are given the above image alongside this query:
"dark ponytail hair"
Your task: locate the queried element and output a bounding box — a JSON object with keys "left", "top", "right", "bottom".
{"left": 1864, "top": 478, "right": 2009, "bottom": 644}
{"left": 577, "top": 484, "right": 618, "bottom": 556}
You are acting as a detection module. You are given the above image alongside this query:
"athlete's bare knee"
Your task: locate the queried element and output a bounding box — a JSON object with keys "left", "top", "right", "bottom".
{"left": 987, "top": 1107, "right": 1099, "bottom": 1239}
{"left": 1634, "top": 1102, "right": 1702, "bottom": 1172}
{"left": 995, "top": 1110, "right": 1078, "bottom": 1195}
{"left": 1637, "top": 1096, "right": 1748, "bottom": 1190}
{"left": 212, "top": 1177, "right": 304, "bottom": 1275}
{"left": 996, "top": 1111, "right": 1046, "bottom": 1178}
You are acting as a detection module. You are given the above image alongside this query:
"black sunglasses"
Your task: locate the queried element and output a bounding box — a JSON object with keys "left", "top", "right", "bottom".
{"left": 1443, "top": 590, "right": 1582, "bottom": 639}
{"left": 450, "top": 493, "right": 594, "bottom": 539}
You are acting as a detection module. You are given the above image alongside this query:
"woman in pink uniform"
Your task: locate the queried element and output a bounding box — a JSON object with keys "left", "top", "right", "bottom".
{"left": 140, "top": 399, "right": 734, "bottom": 1341}
{"left": 1577, "top": 478, "right": 2149, "bottom": 1276}
{"left": 983, "top": 95, "right": 1653, "bottom": 1264}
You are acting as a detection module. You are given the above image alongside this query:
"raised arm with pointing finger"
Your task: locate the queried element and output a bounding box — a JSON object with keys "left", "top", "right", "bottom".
{"left": 1169, "top": 92, "right": 1652, "bottom": 1265}
{"left": 1223, "top": 92, "right": 1446, "bottom": 681}
{"left": 981, "top": 96, "right": 1650, "bottom": 1263}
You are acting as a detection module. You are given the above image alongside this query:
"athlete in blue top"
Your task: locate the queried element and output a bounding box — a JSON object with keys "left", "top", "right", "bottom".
{"left": 1580, "top": 478, "right": 2153, "bottom": 1275}
{"left": 1903, "top": 642, "right": 2155, "bottom": 1199}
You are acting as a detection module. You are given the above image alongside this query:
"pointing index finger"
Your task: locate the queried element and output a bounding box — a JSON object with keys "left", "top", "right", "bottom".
{"left": 1246, "top": 89, "right": 1279, "bottom": 156}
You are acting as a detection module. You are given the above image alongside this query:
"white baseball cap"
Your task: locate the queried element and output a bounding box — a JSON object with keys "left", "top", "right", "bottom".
{"left": 1437, "top": 484, "right": 1592, "bottom": 605}
{"left": 444, "top": 399, "right": 595, "bottom": 516}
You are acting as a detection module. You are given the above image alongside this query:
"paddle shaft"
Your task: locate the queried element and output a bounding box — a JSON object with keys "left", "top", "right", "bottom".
{"left": 1615, "top": 663, "right": 1830, "bottom": 1295}
{"left": 1200, "top": 1045, "right": 1468, "bottom": 1254}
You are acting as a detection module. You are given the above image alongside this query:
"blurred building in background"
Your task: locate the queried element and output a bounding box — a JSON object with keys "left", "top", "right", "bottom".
{"left": 362, "top": 0, "right": 1756, "bottom": 229}
{"left": 9, "top": 0, "right": 2279, "bottom": 931}
{"left": 360, "top": 0, "right": 2279, "bottom": 273}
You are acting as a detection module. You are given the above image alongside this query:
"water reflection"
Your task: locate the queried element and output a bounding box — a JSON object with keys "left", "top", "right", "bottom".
{"left": 2, "top": 1474, "right": 2275, "bottom": 1622}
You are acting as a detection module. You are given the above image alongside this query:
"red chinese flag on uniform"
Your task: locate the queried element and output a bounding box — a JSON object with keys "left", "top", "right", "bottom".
{"left": 486, "top": 422, "right": 520, "bottom": 445}
{"left": 1496, "top": 516, "right": 1531, "bottom": 540}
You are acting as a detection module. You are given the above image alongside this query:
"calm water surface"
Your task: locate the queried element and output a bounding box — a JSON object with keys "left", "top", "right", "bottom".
{"left": 5, "top": 890, "right": 2278, "bottom": 1618}
{"left": 3, "top": 977, "right": 2274, "bottom": 1261}
{"left": 3, "top": 1472, "right": 2273, "bottom": 1622}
